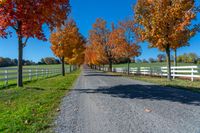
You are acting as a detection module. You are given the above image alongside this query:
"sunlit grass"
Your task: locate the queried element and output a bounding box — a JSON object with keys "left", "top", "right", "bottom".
{"left": 0, "top": 64, "right": 70, "bottom": 88}
{"left": 129, "top": 75, "right": 200, "bottom": 93}
{"left": 0, "top": 69, "right": 81, "bottom": 132}
{"left": 111, "top": 62, "right": 198, "bottom": 68}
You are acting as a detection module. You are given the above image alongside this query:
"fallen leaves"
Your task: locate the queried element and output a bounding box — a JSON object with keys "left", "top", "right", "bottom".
{"left": 144, "top": 108, "right": 152, "bottom": 113}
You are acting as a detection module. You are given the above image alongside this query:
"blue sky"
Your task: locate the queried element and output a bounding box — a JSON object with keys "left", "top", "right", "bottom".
{"left": 0, "top": 0, "right": 200, "bottom": 62}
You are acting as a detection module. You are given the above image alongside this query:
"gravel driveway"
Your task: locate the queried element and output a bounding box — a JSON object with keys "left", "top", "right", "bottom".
{"left": 54, "top": 67, "right": 200, "bottom": 133}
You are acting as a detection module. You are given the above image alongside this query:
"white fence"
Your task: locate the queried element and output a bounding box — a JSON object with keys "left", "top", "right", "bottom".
{"left": 100, "top": 66, "right": 200, "bottom": 81}
{"left": 0, "top": 66, "right": 75, "bottom": 86}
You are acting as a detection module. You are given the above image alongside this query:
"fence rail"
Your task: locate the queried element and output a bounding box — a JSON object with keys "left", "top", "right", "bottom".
{"left": 0, "top": 66, "right": 76, "bottom": 86}
{"left": 100, "top": 66, "right": 200, "bottom": 81}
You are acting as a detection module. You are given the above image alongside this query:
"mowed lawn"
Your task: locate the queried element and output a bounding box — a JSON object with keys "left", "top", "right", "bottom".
{"left": 111, "top": 62, "right": 199, "bottom": 68}
{"left": 129, "top": 75, "right": 200, "bottom": 93}
{"left": 0, "top": 69, "right": 80, "bottom": 133}
{"left": 2, "top": 64, "right": 68, "bottom": 69}
{"left": 0, "top": 64, "right": 70, "bottom": 88}
{"left": 107, "top": 62, "right": 200, "bottom": 93}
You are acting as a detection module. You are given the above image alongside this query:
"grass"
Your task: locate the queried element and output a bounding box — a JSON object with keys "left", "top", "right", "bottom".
{"left": 106, "top": 62, "right": 200, "bottom": 92}
{"left": 0, "top": 69, "right": 81, "bottom": 133}
{"left": 2, "top": 64, "right": 68, "bottom": 69}
{"left": 0, "top": 64, "right": 70, "bottom": 87}
{"left": 124, "top": 74, "right": 200, "bottom": 93}
{"left": 108, "top": 70, "right": 200, "bottom": 92}
{"left": 111, "top": 62, "right": 199, "bottom": 68}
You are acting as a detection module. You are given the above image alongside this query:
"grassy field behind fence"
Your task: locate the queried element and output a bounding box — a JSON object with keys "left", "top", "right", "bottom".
{"left": 129, "top": 75, "right": 200, "bottom": 93}
{"left": 0, "top": 69, "right": 81, "bottom": 133}
{"left": 0, "top": 64, "right": 70, "bottom": 88}
{"left": 111, "top": 62, "right": 199, "bottom": 68}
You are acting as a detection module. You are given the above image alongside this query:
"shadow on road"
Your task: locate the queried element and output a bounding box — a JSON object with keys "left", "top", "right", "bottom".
{"left": 75, "top": 84, "right": 200, "bottom": 106}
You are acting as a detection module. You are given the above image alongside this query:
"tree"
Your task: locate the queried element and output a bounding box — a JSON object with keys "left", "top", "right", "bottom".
{"left": 0, "top": 57, "right": 36, "bottom": 67}
{"left": 87, "top": 19, "right": 138, "bottom": 72}
{"left": 50, "top": 20, "right": 85, "bottom": 75}
{"left": 65, "top": 34, "right": 86, "bottom": 67}
{"left": 157, "top": 54, "right": 166, "bottom": 63}
{"left": 0, "top": 1, "right": 70, "bottom": 87}
{"left": 40, "top": 58, "right": 46, "bottom": 65}
{"left": 85, "top": 45, "right": 98, "bottom": 68}
{"left": 149, "top": 58, "right": 155, "bottom": 63}
{"left": 107, "top": 25, "right": 129, "bottom": 71}
{"left": 88, "top": 18, "right": 113, "bottom": 71}
{"left": 177, "top": 53, "right": 198, "bottom": 63}
{"left": 43, "top": 57, "right": 59, "bottom": 65}
{"left": 136, "top": 59, "right": 142, "bottom": 63}
{"left": 135, "top": 0, "right": 196, "bottom": 80}
{"left": 50, "top": 28, "right": 66, "bottom": 76}
{"left": 119, "top": 19, "right": 141, "bottom": 75}
{"left": 188, "top": 53, "right": 198, "bottom": 63}
{"left": 142, "top": 59, "right": 148, "bottom": 63}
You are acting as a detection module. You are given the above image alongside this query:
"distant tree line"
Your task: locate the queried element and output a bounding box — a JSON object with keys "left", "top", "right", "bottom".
{"left": 0, "top": 57, "right": 61, "bottom": 67}
{"left": 0, "top": 57, "right": 36, "bottom": 67}
{"left": 177, "top": 53, "right": 199, "bottom": 64}
{"left": 38, "top": 57, "right": 60, "bottom": 65}
{"left": 135, "top": 53, "right": 200, "bottom": 64}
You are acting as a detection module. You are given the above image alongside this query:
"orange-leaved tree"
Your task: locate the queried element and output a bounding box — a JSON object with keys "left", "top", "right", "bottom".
{"left": 50, "top": 28, "right": 67, "bottom": 76}
{"left": 88, "top": 19, "right": 128, "bottom": 71}
{"left": 119, "top": 19, "right": 141, "bottom": 75}
{"left": 50, "top": 20, "right": 85, "bottom": 75}
{"left": 65, "top": 34, "right": 86, "bottom": 67}
{"left": 85, "top": 43, "right": 108, "bottom": 69}
{"left": 134, "top": 0, "right": 196, "bottom": 80}
{"left": 88, "top": 18, "right": 111, "bottom": 70}
{"left": 107, "top": 25, "right": 129, "bottom": 71}
{"left": 0, "top": 0, "right": 70, "bottom": 87}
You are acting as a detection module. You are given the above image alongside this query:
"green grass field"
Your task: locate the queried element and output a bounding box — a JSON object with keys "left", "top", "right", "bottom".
{"left": 0, "top": 69, "right": 81, "bottom": 133}
{"left": 107, "top": 62, "right": 200, "bottom": 92}
{"left": 108, "top": 70, "right": 200, "bottom": 93}
{"left": 0, "top": 64, "right": 70, "bottom": 88}
{"left": 1, "top": 64, "right": 68, "bottom": 69}
{"left": 111, "top": 62, "right": 198, "bottom": 68}
{"left": 129, "top": 75, "right": 200, "bottom": 93}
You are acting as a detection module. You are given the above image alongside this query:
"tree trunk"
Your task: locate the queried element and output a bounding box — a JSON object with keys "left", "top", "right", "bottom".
{"left": 17, "top": 35, "right": 23, "bottom": 87}
{"left": 174, "top": 49, "right": 177, "bottom": 66}
{"left": 69, "top": 65, "right": 72, "bottom": 72}
{"left": 127, "top": 58, "right": 130, "bottom": 75}
{"left": 109, "top": 59, "right": 112, "bottom": 72}
{"left": 166, "top": 46, "right": 172, "bottom": 80}
{"left": 61, "top": 57, "right": 65, "bottom": 76}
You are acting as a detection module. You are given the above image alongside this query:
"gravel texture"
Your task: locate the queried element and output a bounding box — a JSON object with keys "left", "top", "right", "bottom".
{"left": 54, "top": 67, "right": 200, "bottom": 133}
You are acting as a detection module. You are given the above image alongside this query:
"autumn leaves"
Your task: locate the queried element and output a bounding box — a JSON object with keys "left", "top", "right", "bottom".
{"left": 85, "top": 19, "right": 141, "bottom": 72}
{"left": 134, "top": 0, "right": 197, "bottom": 80}
{"left": 86, "top": 0, "right": 198, "bottom": 80}
{"left": 0, "top": 0, "right": 198, "bottom": 87}
{"left": 50, "top": 20, "right": 85, "bottom": 76}
{"left": 0, "top": 0, "right": 71, "bottom": 87}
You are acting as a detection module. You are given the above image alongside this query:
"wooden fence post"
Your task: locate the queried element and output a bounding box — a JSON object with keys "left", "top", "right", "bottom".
{"left": 29, "top": 69, "right": 32, "bottom": 80}
{"left": 173, "top": 67, "right": 175, "bottom": 79}
{"left": 191, "top": 68, "right": 194, "bottom": 82}
{"left": 150, "top": 67, "right": 152, "bottom": 76}
{"left": 4, "top": 69, "right": 8, "bottom": 86}
{"left": 36, "top": 68, "right": 38, "bottom": 79}
{"left": 46, "top": 69, "right": 48, "bottom": 77}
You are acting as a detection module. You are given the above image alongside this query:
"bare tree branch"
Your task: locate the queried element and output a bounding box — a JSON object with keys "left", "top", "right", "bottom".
{"left": 23, "top": 37, "right": 29, "bottom": 47}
